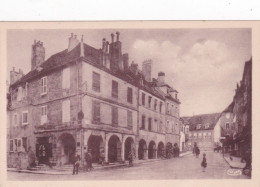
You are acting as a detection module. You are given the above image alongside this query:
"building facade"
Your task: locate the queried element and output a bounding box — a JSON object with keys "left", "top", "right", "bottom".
{"left": 182, "top": 113, "right": 220, "bottom": 151}
{"left": 7, "top": 32, "right": 181, "bottom": 168}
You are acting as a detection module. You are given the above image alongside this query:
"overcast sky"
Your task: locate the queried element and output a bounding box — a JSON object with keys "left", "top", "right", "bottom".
{"left": 7, "top": 29, "right": 251, "bottom": 116}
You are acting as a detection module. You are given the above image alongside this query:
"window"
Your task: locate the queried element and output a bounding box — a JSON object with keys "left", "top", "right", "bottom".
{"left": 13, "top": 113, "right": 18, "bottom": 126}
{"left": 17, "top": 138, "right": 22, "bottom": 152}
{"left": 10, "top": 140, "right": 13, "bottom": 152}
{"left": 62, "top": 67, "right": 70, "bottom": 89}
{"left": 17, "top": 86, "right": 22, "bottom": 101}
{"left": 127, "top": 87, "right": 133, "bottom": 104}
{"left": 41, "top": 76, "right": 47, "bottom": 95}
{"left": 189, "top": 133, "right": 192, "bottom": 137}
{"left": 92, "top": 72, "right": 100, "bottom": 92}
{"left": 41, "top": 105, "right": 47, "bottom": 125}
{"left": 159, "top": 102, "right": 163, "bottom": 113}
{"left": 62, "top": 100, "right": 70, "bottom": 123}
{"left": 148, "top": 96, "right": 152, "bottom": 108}
{"left": 231, "top": 125, "right": 234, "bottom": 130}
{"left": 226, "top": 123, "right": 230, "bottom": 129}
{"left": 142, "top": 93, "right": 145, "bottom": 105}
{"left": 112, "top": 106, "right": 118, "bottom": 126}
{"left": 127, "top": 111, "right": 133, "bottom": 128}
{"left": 22, "top": 137, "right": 28, "bottom": 152}
{"left": 22, "top": 111, "right": 28, "bottom": 125}
{"left": 112, "top": 80, "right": 118, "bottom": 98}
{"left": 154, "top": 119, "right": 158, "bottom": 131}
{"left": 141, "top": 115, "right": 145, "bottom": 129}
{"left": 14, "top": 139, "right": 17, "bottom": 151}
{"left": 154, "top": 99, "right": 157, "bottom": 111}
{"left": 148, "top": 118, "right": 152, "bottom": 131}
{"left": 208, "top": 132, "right": 211, "bottom": 136}
{"left": 92, "top": 101, "right": 100, "bottom": 123}
{"left": 198, "top": 133, "right": 202, "bottom": 138}
{"left": 196, "top": 124, "right": 201, "bottom": 129}
{"left": 159, "top": 121, "right": 163, "bottom": 133}
{"left": 193, "top": 133, "right": 197, "bottom": 137}
{"left": 205, "top": 124, "right": 209, "bottom": 129}
{"left": 203, "top": 132, "right": 207, "bottom": 138}
{"left": 166, "top": 120, "right": 170, "bottom": 132}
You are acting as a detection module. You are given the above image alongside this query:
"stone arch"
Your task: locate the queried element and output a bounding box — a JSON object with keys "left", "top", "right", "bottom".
{"left": 57, "top": 133, "right": 76, "bottom": 165}
{"left": 108, "top": 135, "right": 122, "bottom": 163}
{"left": 157, "top": 141, "right": 165, "bottom": 159}
{"left": 138, "top": 139, "right": 147, "bottom": 160}
{"left": 148, "top": 141, "right": 156, "bottom": 159}
{"left": 166, "top": 142, "right": 173, "bottom": 158}
{"left": 87, "top": 135, "right": 104, "bottom": 163}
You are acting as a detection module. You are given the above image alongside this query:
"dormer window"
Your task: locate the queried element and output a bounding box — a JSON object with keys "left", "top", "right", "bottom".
{"left": 205, "top": 124, "right": 209, "bottom": 129}
{"left": 196, "top": 124, "right": 201, "bottom": 129}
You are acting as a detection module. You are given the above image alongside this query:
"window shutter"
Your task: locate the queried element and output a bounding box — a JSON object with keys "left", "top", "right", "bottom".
{"left": 112, "top": 107, "right": 118, "bottom": 126}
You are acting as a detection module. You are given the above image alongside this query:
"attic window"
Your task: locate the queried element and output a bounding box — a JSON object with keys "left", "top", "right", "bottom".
{"left": 205, "top": 124, "right": 209, "bottom": 129}
{"left": 196, "top": 124, "right": 201, "bottom": 129}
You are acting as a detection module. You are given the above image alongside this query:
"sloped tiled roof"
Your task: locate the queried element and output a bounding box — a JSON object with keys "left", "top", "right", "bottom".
{"left": 181, "top": 113, "right": 220, "bottom": 131}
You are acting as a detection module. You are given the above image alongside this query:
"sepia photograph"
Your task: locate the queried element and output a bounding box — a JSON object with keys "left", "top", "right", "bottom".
{"left": 4, "top": 26, "right": 252, "bottom": 181}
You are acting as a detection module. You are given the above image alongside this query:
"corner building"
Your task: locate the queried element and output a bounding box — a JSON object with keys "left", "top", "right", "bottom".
{"left": 7, "top": 32, "right": 181, "bottom": 168}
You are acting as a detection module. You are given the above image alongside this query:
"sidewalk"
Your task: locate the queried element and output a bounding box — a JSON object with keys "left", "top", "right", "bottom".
{"left": 223, "top": 154, "right": 246, "bottom": 169}
{"left": 7, "top": 151, "right": 192, "bottom": 175}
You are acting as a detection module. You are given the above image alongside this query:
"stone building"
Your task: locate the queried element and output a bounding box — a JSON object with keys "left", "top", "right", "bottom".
{"left": 182, "top": 113, "right": 220, "bottom": 151}
{"left": 7, "top": 32, "right": 181, "bottom": 168}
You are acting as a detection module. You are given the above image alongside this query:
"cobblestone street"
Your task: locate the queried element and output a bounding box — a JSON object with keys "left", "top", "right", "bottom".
{"left": 7, "top": 151, "right": 249, "bottom": 180}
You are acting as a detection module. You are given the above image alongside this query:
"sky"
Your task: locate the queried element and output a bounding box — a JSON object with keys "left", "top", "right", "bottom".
{"left": 7, "top": 29, "right": 251, "bottom": 116}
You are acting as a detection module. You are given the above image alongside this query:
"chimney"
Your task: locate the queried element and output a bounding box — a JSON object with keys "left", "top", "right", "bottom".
{"left": 142, "top": 59, "right": 152, "bottom": 82}
{"left": 10, "top": 67, "right": 24, "bottom": 85}
{"left": 111, "top": 33, "right": 114, "bottom": 43}
{"left": 68, "top": 33, "right": 80, "bottom": 52}
{"left": 102, "top": 38, "right": 106, "bottom": 51}
{"left": 123, "top": 53, "right": 129, "bottom": 71}
{"left": 130, "top": 61, "right": 138, "bottom": 75}
{"left": 158, "top": 71, "right": 165, "bottom": 83}
{"left": 80, "top": 35, "right": 84, "bottom": 57}
{"left": 106, "top": 41, "right": 109, "bottom": 53}
{"left": 31, "top": 40, "right": 45, "bottom": 70}
{"left": 116, "top": 31, "right": 120, "bottom": 41}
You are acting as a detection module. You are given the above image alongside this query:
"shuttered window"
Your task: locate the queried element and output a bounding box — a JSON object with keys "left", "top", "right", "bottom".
{"left": 127, "top": 111, "right": 133, "bottom": 128}
{"left": 62, "top": 67, "right": 70, "bottom": 89}
{"left": 112, "top": 106, "right": 118, "bottom": 126}
{"left": 41, "top": 105, "right": 47, "bottom": 125}
{"left": 112, "top": 80, "right": 118, "bottom": 98}
{"left": 92, "top": 101, "right": 100, "bottom": 123}
{"left": 142, "top": 93, "right": 145, "bottom": 105}
{"left": 127, "top": 87, "right": 133, "bottom": 104}
{"left": 141, "top": 115, "right": 145, "bottom": 129}
{"left": 41, "top": 76, "right": 47, "bottom": 94}
{"left": 148, "top": 118, "right": 152, "bottom": 131}
{"left": 92, "top": 72, "right": 100, "bottom": 92}
{"left": 62, "top": 100, "right": 70, "bottom": 123}
{"left": 22, "top": 111, "right": 28, "bottom": 125}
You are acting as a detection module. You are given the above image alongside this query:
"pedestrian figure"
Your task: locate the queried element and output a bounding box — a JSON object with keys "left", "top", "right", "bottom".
{"left": 99, "top": 150, "right": 105, "bottom": 166}
{"left": 201, "top": 153, "right": 207, "bottom": 172}
{"left": 195, "top": 146, "right": 200, "bottom": 158}
{"left": 85, "top": 150, "right": 93, "bottom": 171}
{"left": 128, "top": 151, "right": 133, "bottom": 167}
{"left": 73, "top": 155, "right": 80, "bottom": 175}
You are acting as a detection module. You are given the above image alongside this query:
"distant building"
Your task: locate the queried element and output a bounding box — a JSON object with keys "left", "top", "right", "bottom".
{"left": 7, "top": 32, "right": 181, "bottom": 168}
{"left": 182, "top": 113, "right": 220, "bottom": 151}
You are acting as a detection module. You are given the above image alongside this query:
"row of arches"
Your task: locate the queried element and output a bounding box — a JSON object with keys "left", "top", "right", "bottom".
{"left": 45, "top": 133, "right": 176, "bottom": 165}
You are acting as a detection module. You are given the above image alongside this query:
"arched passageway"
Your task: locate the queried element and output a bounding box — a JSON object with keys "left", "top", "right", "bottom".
{"left": 157, "top": 142, "right": 165, "bottom": 159}
{"left": 124, "top": 137, "right": 135, "bottom": 160}
{"left": 108, "top": 135, "right": 121, "bottom": 163}
{"left": 166, "top": 142, "right": 173, "bottom": 158}
{"left": 87, "top": 135, "right": 104, "bottom": 163}
{"left": 148, "top": 141, "right": 156, "bottom": 159}
{"left": 57, "top": 133, "right": 76, "bottom": 165}
{"left": 138, "top": 139, "right": 147, "bottom": 160}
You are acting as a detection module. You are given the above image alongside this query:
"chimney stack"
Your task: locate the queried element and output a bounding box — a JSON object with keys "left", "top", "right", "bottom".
{"left": 106, "top": 41, "right": 109, "bottom": 53}
{"left": 116, "top": 31, "right": 120, "bottom": 41}
{"left": 68, "top": 33, "right": 80, "bottom": 52}
{"left": 102, "top": 38, "right": 106, "bottom": 51}
{"left": 123, "top": 53, "right": 129, "bottom": 71}
{"left": 31, "top": 40, "right": 45, "bottom": 70}
{"left": 111, "top": 33, "right": 114, "bottom": 43}
{"left": 142, "top": 59, "right": 152, "bottom": 82}
{"left": 158, "top": 72, "right": 165, "bottom": 83}
{"left": 10, "top": 67, "right": 24, "bottom": 85}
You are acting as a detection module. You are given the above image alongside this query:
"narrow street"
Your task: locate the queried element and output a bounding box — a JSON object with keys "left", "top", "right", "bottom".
{"left": 8, "top": 151, "right": 249, "bottom": 180}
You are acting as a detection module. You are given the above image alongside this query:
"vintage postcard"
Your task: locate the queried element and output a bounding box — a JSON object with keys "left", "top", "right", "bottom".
{"left": 0, "top": 21, "right": 259, "bottom": 187}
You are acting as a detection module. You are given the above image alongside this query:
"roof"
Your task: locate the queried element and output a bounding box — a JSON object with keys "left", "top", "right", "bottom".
{"left": 181, "top": 113, "right": 220, "bottom": 131}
